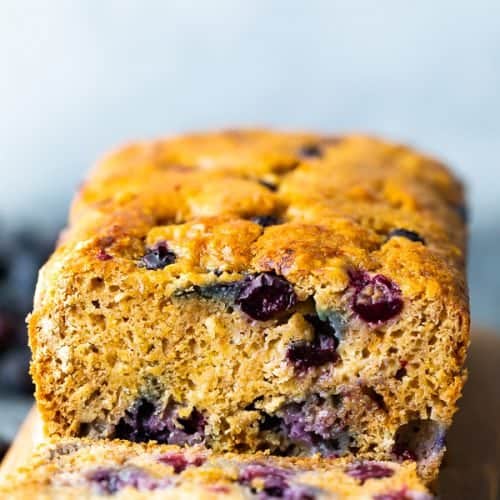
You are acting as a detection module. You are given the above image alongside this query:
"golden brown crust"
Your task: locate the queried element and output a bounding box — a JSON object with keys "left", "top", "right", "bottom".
{"left": 29, "top": 129, "right": 469, "bottom": 484}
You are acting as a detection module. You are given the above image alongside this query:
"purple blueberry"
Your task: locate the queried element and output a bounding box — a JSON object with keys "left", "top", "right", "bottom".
{"left": 114, "top": 400, "right": 205, "bottom": 446}
{"left": 350, "top": 271, "right": 403, "bottom": 324}
{"left": 96, "top": 236, "right": 114, "bottom": 261}
{"left": 279, "top": 395, "right": 349, "bottom": 456}
{"left": 0, "top": 347, "right": 34, "bottom": 394}
{"left": 158, "top": 452, "right": 205, "bottom": 473}
{"left": 387, "top": 229, "right": 425, "bottom": 245}
{"left": 239, "top": 463, "right": 317, "bottom": 499}
{"left": 286, "top": 339, "right": 338, "bottom": 372}
{"left": 393, "top": 420, "right": 446, "bottom": 464}
{"left": 286, "top": 315, "right": 339, "bottom": 372}
{"left": 345, "top": 462, "right": 394, "bottom": 484}
{"left": 298, "top": 144, "right": 323, "bottom": 159}
{"left": 96, "top": 248, "right": 113, "bottom": 261}
{"left": 140, "top": 242, "right": 176, "bottom": 270}
{"left": 87, "top": 466, "right": 170, "bottom": 494}
{"left": 0, "top": 313, "right": 16, "bottom": 352}
{"left": 250, "top": 215, "right": 281, "bottom": 227}
{"left": 235, "top": 273, "right": 297, "bottom": 321}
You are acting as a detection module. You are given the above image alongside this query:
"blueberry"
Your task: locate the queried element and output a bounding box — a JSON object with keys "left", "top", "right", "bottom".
{"left": 250, "top": 215, "right": 281, "bottom": 227}
{"left": 286, "top": 340, "right": 338, "bottom": 372}
{"left": 239, "top": 463, "right": 318, "bottom": 499}
{"left": 278, "top": 395, "right": 349, "bottom": 456}
{"left": 235, "top": 272, "right": 297, "bottom": 321}
{"left": 158, "top": 452, "right": 205, "bottom": 473}
{"left": 298, "top": 144, "right": 323, "bottom": 159}
{"left": 87, "top": 466, "right": 170, "bottom": 494}
{"left": 140, "top": 242, "right": 176, "bottom": 270}
{"left": 393, "top": 420, "right": 446, "bottom": 463}
{"left": 387, "top": 229, "right": 425, "bottom": 244}
{"left": 114, "top": 399, "right": 205, "bottom": 446}
{"left": 350, "top": 271, "right": 403, "bottom": 324}
{"left": 239, "top": 463, "right": 290, "bottom": 494}
{"left": 345, "top": 462, "right": 394, "bottom": 484}
{"left": 96, "top": 248, "right": 113, "bottom": 261}
{"left": 0, "top": 347, "right": 34, "bottom": 395}
{"left": 286, "top": 315, "right": 339, "bottom": 372}
{"left": 0, "top": 313, "right": 16, "bottom": 352}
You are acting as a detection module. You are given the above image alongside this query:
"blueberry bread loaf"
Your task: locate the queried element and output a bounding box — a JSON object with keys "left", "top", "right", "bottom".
{"left": 29, "top": 130, "right": 469, "bottom": 483}
{"left": 0, "top": 439, "right": 433, "bottom": 499}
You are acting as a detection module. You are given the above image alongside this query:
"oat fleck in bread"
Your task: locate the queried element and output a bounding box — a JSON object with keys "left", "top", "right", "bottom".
{"left": 0, "top": 439, "right": 434, "bottom": 499}
{"left": 29, "top": 130, "right": 469, "bottom": 483}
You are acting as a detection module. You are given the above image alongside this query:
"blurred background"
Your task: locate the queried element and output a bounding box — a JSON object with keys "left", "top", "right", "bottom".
{"left": 0, "top": 1, "right": 499, "bottom": 450}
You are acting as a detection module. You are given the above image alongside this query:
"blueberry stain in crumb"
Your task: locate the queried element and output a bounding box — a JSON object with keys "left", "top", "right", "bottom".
{"left": 235, "top": 272, "right": 297, "bottom": 321}
{"left": 345, "top": 462, "right": 394, "bottom": 484}
{"left": 140, "top": 242, "right": 176, "bottom": 270}
{"left": 239, "top": 463, "right": 317, "bottom": 499}
{"left": 350, "top": 271, "right": 403, "bottom": 324}
{"left": 158, "top": 452, "right": 205, "bottom": 473}
{"left": 387, "top": 229, "right": 425, "bottom": 244}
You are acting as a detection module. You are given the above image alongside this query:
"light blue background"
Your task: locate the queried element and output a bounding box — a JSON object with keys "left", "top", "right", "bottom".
{"left": 1, "top": 1, "right": 499, "bottom": 330}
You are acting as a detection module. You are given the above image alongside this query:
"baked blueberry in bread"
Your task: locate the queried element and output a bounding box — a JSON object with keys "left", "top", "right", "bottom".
{"left": 28, "top": 130, "right": 469, "bottom": 483}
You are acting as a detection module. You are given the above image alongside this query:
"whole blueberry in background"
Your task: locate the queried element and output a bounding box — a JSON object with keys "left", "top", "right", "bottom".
{"left": 235, "top": 272, "right": 297, "bottom": 321}
{"left": 0, "top": 347, "right": 34, "bottom": 395}
{"left": 0, "top": 226, "right": 58, "bottom": 395}
{"left": 140, "top": 242, "right": 176, "bottom": 270}
{"left": 0, "top": 313, "right": 16, "bottom": 353}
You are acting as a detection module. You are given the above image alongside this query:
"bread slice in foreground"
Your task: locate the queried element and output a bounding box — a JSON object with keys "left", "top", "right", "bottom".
{"left": 0, "top": 438, "right": 434, "bottom": 499}
{"left": 29, "top": 130, "right": 469, "bottom": 483}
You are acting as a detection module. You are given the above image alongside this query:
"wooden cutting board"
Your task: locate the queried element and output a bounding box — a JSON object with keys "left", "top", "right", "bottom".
{"left": 1, "top": 327, "right": 499, "bottom": 499}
